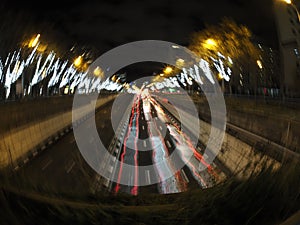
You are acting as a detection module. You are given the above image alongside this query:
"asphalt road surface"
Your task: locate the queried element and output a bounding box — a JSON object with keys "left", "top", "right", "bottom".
{"left": 11, "top": 93, "right": 225, "bottom": 196}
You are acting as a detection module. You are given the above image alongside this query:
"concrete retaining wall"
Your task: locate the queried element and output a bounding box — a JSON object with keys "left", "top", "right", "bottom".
{"left": 227, "top": 110, "right": 300, "bottom": 154}
{"left": 0, "top": 95, "right": 74, "bottom": 134}
{"left": 0, "top": 95, "right": 115, "bottom": 169}
{"left": 158, "top": 98, "right": 280, "bottom": 179}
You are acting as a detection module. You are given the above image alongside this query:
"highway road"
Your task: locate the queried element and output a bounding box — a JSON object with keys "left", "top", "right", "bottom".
{"left": 11, "top": 92, "right": 225, "bottom": 196}
{"left": 110, "top": 92, "right": 224, "bottom": 195}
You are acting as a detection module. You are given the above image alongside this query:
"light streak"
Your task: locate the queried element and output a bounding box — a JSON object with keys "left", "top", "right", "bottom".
{"left": 131, "top": 95, "right": 140, "bottom": 195}
{"left": 115, "top": 96, "right": 138, "bottom": 194}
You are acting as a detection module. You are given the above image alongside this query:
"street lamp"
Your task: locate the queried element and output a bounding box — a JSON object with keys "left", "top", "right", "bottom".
{"left": 93, "top": 66, "right": 104, "bottom": 78}
{"left": 256, "top": 60, "right": 263, "bottom": 69}
{"left": 74, "top": 56, "right": 83, "bottom": 68}
{"left": 203, "top": 38, "right": 218, "bottom": 50}
{"left": 28, "top": 34, "right": 40, "bottom": 48}
{"left": 163, "top": 66, "right": 173, "bottom": 75}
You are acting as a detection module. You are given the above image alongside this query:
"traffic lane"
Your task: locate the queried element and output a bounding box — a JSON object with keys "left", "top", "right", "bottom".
{"left": 149, "top": 115, "right": 203, "bottom": 191}
{"left": 150, "top": 96, "right": 219, "bottom": 188}
{"left": 112, "top": 97, "right": 169, "bottom": 194}
{"left": 112, "top": 94, "right": 214, "bottom": 195}
{"left": 145, "top": 100, "right": 188, "bottom": 194}
{"left": 114, "top": 96, "right": 141, "bottom": 195}
{"left": 11, "top": 101, "right": 115, "bottom": 195}
{"left": 140, "top": 96, "right": 188, "bottom": 194}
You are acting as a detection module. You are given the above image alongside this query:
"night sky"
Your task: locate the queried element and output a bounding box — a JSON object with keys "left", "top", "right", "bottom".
{"left": 1, "top": 0, "right": 278, "bottom": 79}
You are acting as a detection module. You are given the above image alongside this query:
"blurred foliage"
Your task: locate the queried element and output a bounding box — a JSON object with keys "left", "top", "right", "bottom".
{"left": 189, "top": 17, "right": 260, "bottom": 65}
{"left": 0, "top": 161, "right": 299, "bottom": 225}
{"left": 188, "top": 17, "right": 261, "bottom": 90}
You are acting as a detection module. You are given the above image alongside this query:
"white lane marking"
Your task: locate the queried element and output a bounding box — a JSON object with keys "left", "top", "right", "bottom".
{"left": 66, "top": 161, "right": 75, "bottom": 173}
{"left": 108, "top": 165, "right": 113, "bottom": 174}
{"left": 166, "top": 140, "right": 171, "bottom": 148}
{"left": 181, "top": 169, "right": 189, "bottom": 183}
{"left": 143, "top": 140, "right": 147, "bottom": 147}
{"left": 145, "top": 170, "right": 151, "bottom": 184}
{"left": 42, "top": 159, "right": 53, "bottom": 171}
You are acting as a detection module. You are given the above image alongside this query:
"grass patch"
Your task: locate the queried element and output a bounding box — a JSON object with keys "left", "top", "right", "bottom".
{"left": 0, "top": 161, "right": 299, "bottom": 225}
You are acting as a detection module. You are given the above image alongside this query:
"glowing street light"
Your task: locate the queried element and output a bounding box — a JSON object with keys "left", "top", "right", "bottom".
{"left": 203, "top": 38, "right": 217, "bottom": 50}
{"left": 74, "top": 56, "right": 83, "bottom": 67}
{"left": 176, "top": 58, "right": 185, "bottom": 68}
{"left": 256, "top": 60, "right": 263, "bottom": 69}
{"left": 217, "top": 73, "right": 224, "bottom": 80}
{"left": 93, "top": 66, "right": 104, "bottom": 78}
{"left": 282, "top": 0, "right": 292, "bottom": 4}
{"left": 111, "top": 74, "right": 117, "bottom": 82}
{"left": 28, "top": 34, "right": 40, "bottom": 48}
{"left": 163, "top": 66, "right": 173, "bottom": 75}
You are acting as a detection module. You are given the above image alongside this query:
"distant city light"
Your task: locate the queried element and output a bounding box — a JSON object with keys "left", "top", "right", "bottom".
{"left": 282, "top": 0, "right": 292, "bottom": 4}
{"left": 203, "top": 38, "right": 217, "bottom": 50}
{"left": 163, "top": 66, "right": 173, "bottom": 74}
{"left": 28, "top": 34, "right": 40, "bottom": 48}
{"left": 74, "top": 56, "right": 83, "bottom": 67}
{"left": 93, "top": 66, "right": 104, "bottom": 78}
{"left": 176, "top": 58, "right": 185, "bottom": 68}
{"left": 257, "top": 60, "right": 263, "bottom": 69}
{"left": 217, "top": 73, "right": 223, "bottom": 80}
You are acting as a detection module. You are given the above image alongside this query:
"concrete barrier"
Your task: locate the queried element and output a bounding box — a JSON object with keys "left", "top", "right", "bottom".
{"left": 0, "top": 95, "right": 116, "bottom": 170}
{"left": 167, "top": 94, "right": 300, "bottom": 156}
{"left": 0, "top": 95, "right": 74, "bottom": 134}
{"left": 227, "top": 110, "right": 300, "bottom": 154}
{"left": 157, "top": 98, "right": 281, "bottom": 179}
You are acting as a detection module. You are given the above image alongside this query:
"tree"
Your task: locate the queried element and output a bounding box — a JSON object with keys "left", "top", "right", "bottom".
{"left": 188, "top": 17, "right": 260, "bottom": 95}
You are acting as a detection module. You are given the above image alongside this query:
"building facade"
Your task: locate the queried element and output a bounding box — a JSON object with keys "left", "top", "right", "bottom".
{"left": 274, "top": 0, "right": 300, "bottom": 97}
